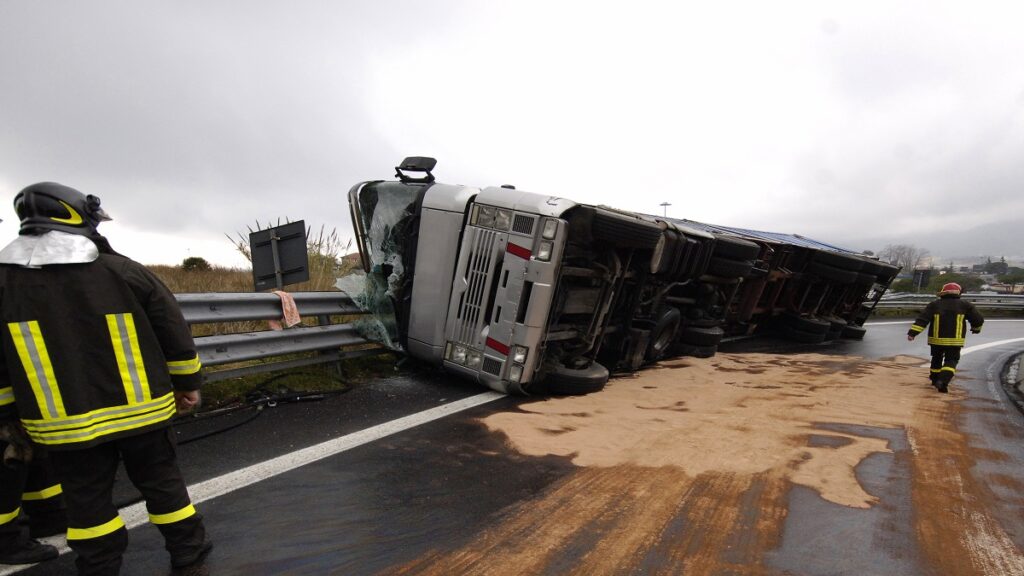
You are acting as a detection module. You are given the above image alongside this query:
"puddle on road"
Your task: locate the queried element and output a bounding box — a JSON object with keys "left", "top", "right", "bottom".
{"left": 390, "top": 353, "right": 1024, "bottom": 576}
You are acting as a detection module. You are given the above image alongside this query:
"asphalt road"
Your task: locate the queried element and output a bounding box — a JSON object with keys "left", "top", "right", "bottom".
{"left": 6, "top": 319, "right": 1024, "bottom": 576}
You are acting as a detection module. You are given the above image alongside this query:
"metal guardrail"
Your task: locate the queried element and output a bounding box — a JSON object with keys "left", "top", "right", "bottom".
{"left": 176, "top": 292, "right": 384, "bottom": 383}
{"left": 873, "top": 293, "right": 1024, "bottom": 311}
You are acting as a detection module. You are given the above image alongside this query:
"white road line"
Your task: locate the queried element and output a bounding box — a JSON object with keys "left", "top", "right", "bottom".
{"left": 0, "top": 391, "right": 506, "bottom": 575}
{"left": 916, "top": 337, "right": 1024, "bottom": 369}
{"left": 866, "top": 319, "right": 1024, "bottom": 326}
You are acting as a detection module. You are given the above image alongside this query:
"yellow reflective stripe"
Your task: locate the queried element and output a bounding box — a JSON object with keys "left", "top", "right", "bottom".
{"left": 932, "top": 315, "right": 940, "bottom": 339}
{"left": 0, "top": 386, "right": 13, "bottom": 407}
{"left": 167, "top": 356, "right": 201, "bottom": 376}
{"left": 21, "top": 394, "right": 175, "bottom": 446}
{"left": 106, "top": 313, "right": 151, "bottom": 403}
{"left": 107, "top": 315, "right": 136, "bottom": 403}
{"left": 940, "top": 367, "right": 957, "bottom": 373}
{"left": 167, "top": 355, "right": 202, "bottom": 376}
{"left": 23, "top": 483, "right": 62, "bottom": 501}
{"left": 21, "top": 392, "right": 174, "bottom": 431}
{"left": 929, "top": 369, "right": 942, "bottom": 373}
{"left": 149, "top": 504, "right": 196, "bottom": 525}
{"left": 67, "top": 516, "right": 125, "bottom": 540}
{"left": 928, "top": 337, "right": 965, "bottom": 346}
{"left": 0, "top": 507, "right": 20, "bottom": 525}
{"left": 957, "top": 314, "right": 965, "bottom": 340}
{"left": 909, "top": 325, "right": 925, "bottom": 333}
{"left": 8, "top": 322, "right": 66, "bottom": 419}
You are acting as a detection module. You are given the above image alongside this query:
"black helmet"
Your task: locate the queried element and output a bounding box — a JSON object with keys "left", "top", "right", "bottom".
{"left": 13, "top": 182, "right": 111, "bottom": 236}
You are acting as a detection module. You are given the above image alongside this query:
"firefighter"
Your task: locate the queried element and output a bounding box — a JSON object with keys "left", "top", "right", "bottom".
{"left": 0, "top": 183, "right": 211, "bottom": 575}
{"left": 0, "top": 207, "right": 66, "bottom": 566}
{"left": 0, "top": 425, "right": 66, "bottom": 565}
{"left": 906, "top": 282, "right": 984, "bottom": 393}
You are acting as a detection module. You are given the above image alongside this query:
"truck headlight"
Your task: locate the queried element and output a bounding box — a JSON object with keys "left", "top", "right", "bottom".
{"left": 478, "top": 205, "right": 496, "bottom": 228}
{"left": 537, "top": 241, "right": 553, "bottom": 261}
{"left": 542, "top": 218, "right": 558, "bottom": 239}
{"left": 512, "top": 345, "right": 528, "bottom": 364}
{"left": 493, "top": 208, "right": 513, "bottom": 231}
{"left": 451, "top": 344, "right": 468, "bottom": 365}
{"left": 508, "top": 364, "right": 524, "bottom": 383}
{"left": 466, "top": 350, "right": 483, "bottom": 369}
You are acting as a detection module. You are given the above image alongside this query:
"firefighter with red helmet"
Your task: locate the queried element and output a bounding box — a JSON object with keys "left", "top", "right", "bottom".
{"left": 0, "top": 183, "right": 211, "bottom": 575}
{"left": 907, "top": 282, "right": 984, "bottom": 392}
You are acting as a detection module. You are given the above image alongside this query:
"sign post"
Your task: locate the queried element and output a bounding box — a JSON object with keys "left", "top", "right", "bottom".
{"left": 250, "top": 221, "right": 310, "bottom": 292}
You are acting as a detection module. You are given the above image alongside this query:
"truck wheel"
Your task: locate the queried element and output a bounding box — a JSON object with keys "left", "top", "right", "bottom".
{"left": 805, "top": 261, "right": 858, "bottom": 284}
{"left": 781, "top": 325, "right": 828, "bottom": 344}
{"left": 679, "top": 325, "right": 725, "bottom": 346}
{"left": 854, "top": 272, "right": 877, "bottom": 286}
{"left": 647, "top": 307, "right": 682, "bottom": 361}
{"left": 591, "top": 209, "right": 664, "bottom": 249}
{"left": 670, "top": 343, "right": 717, "bottom": 358}
{"left": 810, "top": 251, "right": 865, "bottom": 272}
{"left": 781, "top": 313, "right": 831, "bottom": 335}
{"left": 821, "top": 316, "right": 847, "bottom": 341}
{"left": 841, "top": 325, "right": 867, "bottom": 340}
{"left": 544, "top": 360, "right": 610, "bottom": 395}
{"left": 711, "top": 234, "right": 760, "bottom": 261}
{"left": 705, "top": 257, "right": 754, "bottom": 279}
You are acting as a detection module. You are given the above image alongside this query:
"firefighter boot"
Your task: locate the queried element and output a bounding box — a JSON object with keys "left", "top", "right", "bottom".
{"left": 0, "top": 535, "right": 59, "bottom": 565}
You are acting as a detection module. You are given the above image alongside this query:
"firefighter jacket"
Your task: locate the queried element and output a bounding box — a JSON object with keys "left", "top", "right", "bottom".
{"left": 0, "top": 253, "right": 202, "bottom": 449}
{"left": 907, "top": 295, "right": 984, "bottom": 347}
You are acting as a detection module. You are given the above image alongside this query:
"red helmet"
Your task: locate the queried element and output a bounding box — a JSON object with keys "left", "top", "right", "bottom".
{"left": 938, "top": 282, "right": 962, "bottom": 296}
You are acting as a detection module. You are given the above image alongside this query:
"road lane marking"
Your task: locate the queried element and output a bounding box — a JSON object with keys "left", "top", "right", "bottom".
{"left": 867, "top": 319, "right": 1024, "bottom": 326}
{"left": 0, "top": 391, "right": 506, "bottom": 575}
{"left": 916, "top": 337, "right": 1024, "bottom": 368}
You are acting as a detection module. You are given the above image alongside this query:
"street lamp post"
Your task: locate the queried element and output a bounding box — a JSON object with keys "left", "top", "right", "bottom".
{"left": 659, "top": 202, "right": 671, "bottom": 217}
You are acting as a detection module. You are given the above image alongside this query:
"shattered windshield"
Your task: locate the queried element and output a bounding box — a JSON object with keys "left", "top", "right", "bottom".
{"left": 338, "top": 182, "right": 422, "bottom": 350}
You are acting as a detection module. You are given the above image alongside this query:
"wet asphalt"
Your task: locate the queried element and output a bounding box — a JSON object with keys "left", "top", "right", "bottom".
{"left": 9, "top": 319, "right": 1024, "bottom": 576}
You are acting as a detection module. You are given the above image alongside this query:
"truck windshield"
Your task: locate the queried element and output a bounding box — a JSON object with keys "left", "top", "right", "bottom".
{"left": 341, "top": 181, "right": 423, "bottom": 350}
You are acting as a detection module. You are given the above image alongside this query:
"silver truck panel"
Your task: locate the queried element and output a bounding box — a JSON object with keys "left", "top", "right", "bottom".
{"left": 422, "top": 183, "right": 479, "bottom": 212}
{"left": 406, "top": 207, "right": 468, "bottom": 361}
{"left": 476, "top": 186, "right": 577, "bottom": 217}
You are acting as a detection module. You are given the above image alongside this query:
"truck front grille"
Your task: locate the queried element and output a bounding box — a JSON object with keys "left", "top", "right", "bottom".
{"left": 455, "top": 228, "right": 499, "bottom": 344}
{"left": 512, "top": 214, "right": 536, "bottom": 236}
{"left": 482, "top": 356, "right": 503, "bottom": 376}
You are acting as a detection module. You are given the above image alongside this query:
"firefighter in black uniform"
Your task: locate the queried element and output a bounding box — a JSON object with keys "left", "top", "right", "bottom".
{"left": 0, "top": 206, "right": 67, "bottom": 566}
{"left": 906, "top": 282, "right": 984, "bottom": 393}
{"left": 0, "top": 183, "right": 211, "bottom": 575}
{"left": 0, "top": 417, "right": 66, "bottom": 565}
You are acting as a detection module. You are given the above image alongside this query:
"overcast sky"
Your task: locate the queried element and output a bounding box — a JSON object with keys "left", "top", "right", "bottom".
{"left": 1, "top": 1, "right": 1022, "bottom": 267}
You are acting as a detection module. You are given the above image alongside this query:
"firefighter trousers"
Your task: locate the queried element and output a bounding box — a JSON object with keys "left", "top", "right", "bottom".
{"left": 929, "top": 345, "right": 962, "bottom": 387}
{"left": 0, "top": 442, "right": 65, "bottom": 550}
{"left": 49, "top": 427, "right": 207, "bottom": 576}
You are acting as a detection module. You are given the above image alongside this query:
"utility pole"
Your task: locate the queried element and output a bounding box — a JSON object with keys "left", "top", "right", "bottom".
{"left": 659, "top": 202, "right": 671, "bottom": 217}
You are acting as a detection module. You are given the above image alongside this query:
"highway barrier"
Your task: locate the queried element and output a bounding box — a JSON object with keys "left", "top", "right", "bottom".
{"left": 178, "top": 292, "right": 382, "bottom": 382}
{"left": 873, "top": 293, "right": 1024, "bottom": 311}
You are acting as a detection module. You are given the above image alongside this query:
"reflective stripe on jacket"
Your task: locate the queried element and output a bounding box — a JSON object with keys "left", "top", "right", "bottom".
{"left": 0, "top": 253, "right": 202, "bottom": 448}
{"left": 907, "top": 295, "right": 984, "bottom": 347}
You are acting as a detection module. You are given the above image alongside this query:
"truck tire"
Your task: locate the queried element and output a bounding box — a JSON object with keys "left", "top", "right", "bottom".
{"left": 781, "top": 313, "right": 831, "bottom": 335}
{"left": 841, "top": 325, "right": 867, "bottom": 340}
{"left": 679, "top": 325, "right": 725, "bottom": 347}
{"left": 706, "top": 257, "right": 754, "bottom": 279}
{"left": 855, "top": 272, "right": 877, "bottom": 286}
{"left": 781, "top": 325, "right": 829, "bottom": 344}
{"left": 544, "top": 360, "right": 610, "bottom": 395}
{"left": 821, "top": 316, "right": 847, "bottom": 341}
{"left": 810, "top": 250, "right": 865, "bottom": 272}
{"left": 805, "top": 261, "right": 858, "bottom": 284}
{"left": 670, "top": 343, "right": 717, "bottom": 358}
{"left": 711, "top": 234, "right": 760, "bottom": 261}
{"left": 592, "top": 209, "right": 663, "bottom": 250}
{"left": 647, "top": 307, "right": 682, "bottom": 361}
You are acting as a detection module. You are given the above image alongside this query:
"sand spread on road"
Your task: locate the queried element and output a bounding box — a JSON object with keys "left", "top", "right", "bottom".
{"left": 390, "top": 353, "right": 1024, "bottom": 576}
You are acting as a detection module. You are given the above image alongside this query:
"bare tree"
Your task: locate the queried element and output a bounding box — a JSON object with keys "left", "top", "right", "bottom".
{"left": 877, "top": 244, "right": 930, "bottom": 272}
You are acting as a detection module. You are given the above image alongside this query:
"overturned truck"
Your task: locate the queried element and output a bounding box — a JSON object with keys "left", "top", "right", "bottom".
{"left": 348, "top": 157, "right": 899, "bottom": 395}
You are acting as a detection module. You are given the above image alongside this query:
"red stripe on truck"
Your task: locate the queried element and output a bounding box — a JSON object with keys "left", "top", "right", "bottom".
{"left": 485, "top": 338, "right": 510, "bottom": 356}
{"left": 506, "top": 243, "right": 532, "bottom": 260}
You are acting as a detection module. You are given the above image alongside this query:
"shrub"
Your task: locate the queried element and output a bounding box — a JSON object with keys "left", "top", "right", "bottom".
{"left": 181, "top": 256, "right": 212, "bottom": 271}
